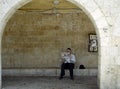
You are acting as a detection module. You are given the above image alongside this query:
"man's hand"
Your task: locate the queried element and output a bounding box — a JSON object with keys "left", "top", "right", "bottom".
{"left": 60, "top": 58, "right": 65, "bottom": 63}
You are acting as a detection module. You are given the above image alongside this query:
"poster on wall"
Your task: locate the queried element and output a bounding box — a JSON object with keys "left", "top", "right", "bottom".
{"left": 88, "top": 33, "right": 98, "bottom": 52}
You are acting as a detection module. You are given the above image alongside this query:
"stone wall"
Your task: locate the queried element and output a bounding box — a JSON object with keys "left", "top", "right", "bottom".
{"left": 2, "top": 0, "right": 120, "bottom": 89}
{"left": 2, "top": 11, "right": 97, "bottom": 69}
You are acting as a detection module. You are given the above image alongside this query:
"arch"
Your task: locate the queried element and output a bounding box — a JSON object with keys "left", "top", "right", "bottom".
{"left": 0, "top": 0, "right": 112, "bottom": 89}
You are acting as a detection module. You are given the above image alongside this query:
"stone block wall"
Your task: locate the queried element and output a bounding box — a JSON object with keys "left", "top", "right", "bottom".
{"left": 2, "top": 0, "right": 120, "bottom": 89}
{"left": 2, "top": 11, "right": 98, "bottom": 69}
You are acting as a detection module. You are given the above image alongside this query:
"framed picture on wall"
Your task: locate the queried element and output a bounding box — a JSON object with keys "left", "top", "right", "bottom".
{"left": 88, "top": 33, "right": 98, "bottom": 52}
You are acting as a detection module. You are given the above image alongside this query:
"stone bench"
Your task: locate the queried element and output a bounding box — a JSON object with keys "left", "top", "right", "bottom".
{"left": 2, "top": 69, "right": 97, "bottom": 76}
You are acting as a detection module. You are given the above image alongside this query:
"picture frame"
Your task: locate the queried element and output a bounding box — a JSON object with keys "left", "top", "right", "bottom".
{"left": 88, "top": 33, "right": 98, "bottom": 52}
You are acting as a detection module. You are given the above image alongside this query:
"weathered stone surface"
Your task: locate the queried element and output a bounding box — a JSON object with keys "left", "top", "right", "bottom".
{"left": 1, "top": 0, "right": 120, "bottom": 89}
{"left": 2, "top": 12, "right": 97, "bottom": 69}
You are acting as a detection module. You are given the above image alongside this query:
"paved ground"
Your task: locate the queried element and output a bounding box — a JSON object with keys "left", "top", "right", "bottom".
{"left": 2, "top": 76, "right": 98, "bottom": 89}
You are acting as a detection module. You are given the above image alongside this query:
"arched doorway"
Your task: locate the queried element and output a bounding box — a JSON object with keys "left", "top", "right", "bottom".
{"left": 0, "top": 0, "right": 111, "bottom": 89}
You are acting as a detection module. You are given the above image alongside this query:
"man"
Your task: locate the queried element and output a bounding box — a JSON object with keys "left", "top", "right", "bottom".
{"left": 59, "top": 48, "right": 76, "bottom": 80}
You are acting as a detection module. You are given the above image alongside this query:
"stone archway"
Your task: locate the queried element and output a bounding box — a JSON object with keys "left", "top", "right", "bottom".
{"left": 0, "top": 0, "right": 113, "bottom": 89}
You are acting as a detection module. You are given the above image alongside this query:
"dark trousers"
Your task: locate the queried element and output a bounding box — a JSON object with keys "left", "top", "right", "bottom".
{"left": 60, "top": 63, "right": 74, "bottom": 78}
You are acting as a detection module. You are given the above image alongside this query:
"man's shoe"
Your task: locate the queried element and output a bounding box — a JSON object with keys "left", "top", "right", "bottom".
{"left": 70, "top": 77, "right": 74, "bottom": 80}
{"left": 59, "top": 77, "right": 63, "bottom": 80}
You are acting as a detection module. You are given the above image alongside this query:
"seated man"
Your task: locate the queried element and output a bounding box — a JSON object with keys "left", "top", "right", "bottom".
{"left": 59, "top": 48, "right": 76, "bottom": 80}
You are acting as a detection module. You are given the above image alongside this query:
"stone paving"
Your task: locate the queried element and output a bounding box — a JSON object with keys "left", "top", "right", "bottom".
{"left": 2, "top": 76, "right": 98, "bottom": 89}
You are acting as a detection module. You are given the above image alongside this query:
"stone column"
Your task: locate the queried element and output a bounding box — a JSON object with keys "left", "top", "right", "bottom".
{"left": 99, "top": 29, "right": 117, "bottom": 89}
{"left": 0, "top": 0, "right": 32, "bottom": 88}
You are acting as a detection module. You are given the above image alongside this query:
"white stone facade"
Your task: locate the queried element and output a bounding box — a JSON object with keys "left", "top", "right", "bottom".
{"left": 0, "top": 0, "right": 120, "bottom": 89}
